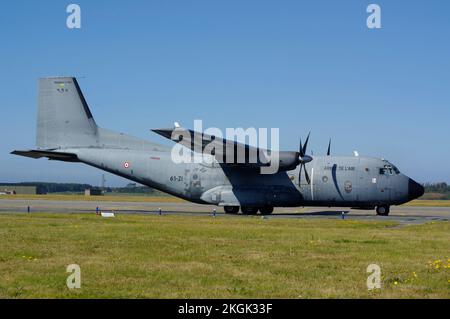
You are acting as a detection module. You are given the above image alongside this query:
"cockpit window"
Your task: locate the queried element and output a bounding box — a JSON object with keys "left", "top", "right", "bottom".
{"left": 379, "top": 163, "right": 400, "bottom": 175}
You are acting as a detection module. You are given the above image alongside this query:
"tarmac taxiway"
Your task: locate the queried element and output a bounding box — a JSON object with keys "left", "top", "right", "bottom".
{"left": 0, "top": 198, "right": 449, "bottom": 225}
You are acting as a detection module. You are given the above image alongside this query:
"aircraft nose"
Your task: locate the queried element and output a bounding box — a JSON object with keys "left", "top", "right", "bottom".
{"left": 408, "top": 178, "right": 424, "bottom": 200}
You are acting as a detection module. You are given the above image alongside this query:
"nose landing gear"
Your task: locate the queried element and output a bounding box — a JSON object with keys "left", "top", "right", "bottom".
{"left": 376, "top": 205, "right": 390, "bottom": 216}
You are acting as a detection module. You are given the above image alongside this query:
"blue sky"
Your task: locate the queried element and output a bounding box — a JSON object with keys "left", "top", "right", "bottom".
{"left": 0, "top": 1, "right": 449, "bottom": 186}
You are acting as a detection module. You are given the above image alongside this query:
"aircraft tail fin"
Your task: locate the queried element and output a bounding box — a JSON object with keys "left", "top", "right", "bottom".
{"left": 36, "top": 77, "right": 98, "bottom": 149}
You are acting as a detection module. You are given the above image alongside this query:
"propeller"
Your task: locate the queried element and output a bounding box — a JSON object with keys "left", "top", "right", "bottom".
{"left": 327, "top": 138, "right": 331, "bottom": 156}
{"left": 298, "top": 132, "right": 313, "bottom": 185}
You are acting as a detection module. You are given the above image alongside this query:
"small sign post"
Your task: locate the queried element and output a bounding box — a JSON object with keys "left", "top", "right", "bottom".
{"left": 101, "top": 212, "right": 115, "bottom": 218}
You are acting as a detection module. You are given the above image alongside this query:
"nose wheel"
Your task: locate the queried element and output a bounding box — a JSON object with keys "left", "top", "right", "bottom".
{"left": 376, "top": 205, "right": 390, "bottom": 216}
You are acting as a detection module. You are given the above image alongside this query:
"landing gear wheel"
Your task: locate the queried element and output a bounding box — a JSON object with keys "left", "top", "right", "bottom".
{"left": 259, "top": 206, "right": 274, "bottom": 215}
{"left": 224, "top": 206, "right": 239, "bottom": 214}
{"left": 376, "top": 205, "right": 390, "bottom": 216}
{"left": 241, "top": 206, "right": 258, "bottom": 215}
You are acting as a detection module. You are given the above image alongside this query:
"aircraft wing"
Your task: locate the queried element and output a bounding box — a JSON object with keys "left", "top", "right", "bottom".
{"left": 151, "top": 127, "right": 270, "bottom": 168}
{"left": 151, "top": 127, "right": 301, "bottom": 172}
{"left": 11, "top": 150, "right": 80, "bottom": 162}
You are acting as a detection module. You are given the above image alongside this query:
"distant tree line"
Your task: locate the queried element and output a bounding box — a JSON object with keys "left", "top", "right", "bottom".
{"left": 112, "top": 186, "right": 156, "bottom": 194}
{"left": 0, "top": 182, "right": 92, "bottom": 194}
{"left": 423, "top": 182, "right": 449, "bottom": 193}
{"left": 0, "top": 182, "right": 157, "bottom": 194}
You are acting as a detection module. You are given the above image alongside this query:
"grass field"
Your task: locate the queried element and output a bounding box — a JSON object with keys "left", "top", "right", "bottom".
{"left": 404, "top": 200, "right": 450, "bottom": 207}
{"left": 0, "top": 213, "right": 448, "bottom": 298}
{"left": 420, "top": 192, "right": 450, "bottom": 200}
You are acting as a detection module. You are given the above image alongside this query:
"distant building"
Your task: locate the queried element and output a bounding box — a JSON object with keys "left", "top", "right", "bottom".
{"left": 125, "top": 183, "right": 137, "bottom": 188}
{"left": 84, "top": 188, "right": 103, "bottom": 196}
{"left": 0, "top": 185, "right": 37, "bottom": 195}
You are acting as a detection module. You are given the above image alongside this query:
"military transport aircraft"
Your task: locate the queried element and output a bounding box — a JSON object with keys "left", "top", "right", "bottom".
{"left": 12, "top": 77, "right": 424, "bottom": 216}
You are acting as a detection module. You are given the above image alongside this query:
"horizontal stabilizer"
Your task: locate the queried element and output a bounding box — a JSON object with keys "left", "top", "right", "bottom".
{"left": 11, "top": 150, "right": 79, "bottom": 162}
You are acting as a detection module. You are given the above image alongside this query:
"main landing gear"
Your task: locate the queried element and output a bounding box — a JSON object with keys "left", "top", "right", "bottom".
{"left": 223, "top": 206, "right": 274, "bottom": 215}
{"left": 241, "top": 206, "right": 259, "bottom": 215}
{"left": 376, "top": 205, "right": 390, "bottom": 216}
{"left": 258, "top": 206, "right": 274, "bottom": 215}
{"left": 223, "top": 206, "right": 239, "bottom": 214}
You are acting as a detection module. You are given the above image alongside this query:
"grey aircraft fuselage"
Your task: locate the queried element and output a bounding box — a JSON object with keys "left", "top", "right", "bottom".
{"left": 12, "top": 77, "right": 424, "bottom": 215}
{"left": 70, "top": 146, "right": 420, "bottom": 209}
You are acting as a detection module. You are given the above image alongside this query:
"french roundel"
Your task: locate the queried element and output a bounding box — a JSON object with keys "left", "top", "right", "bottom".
{"left": 123, "top": 162, "right": 130, "bottom": 168}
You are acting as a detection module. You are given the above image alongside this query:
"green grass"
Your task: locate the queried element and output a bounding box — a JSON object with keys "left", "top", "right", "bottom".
{"left": 420, "top": 192, "right": 450, "bottom": 200}
{"left": 0, "top": 213, "right": 448, "bottom": 298}
{"left": 404, "top": 200, "right": 450, "bottom": 207}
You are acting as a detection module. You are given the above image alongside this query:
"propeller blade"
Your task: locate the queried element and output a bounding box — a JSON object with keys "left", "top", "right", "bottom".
{"left": 303, "top": 164, "right": 310, "bottom": 184}
{"left": 327, "top": 138, "right": 331, "bottom": 156}
{"left": 297, "top": 132, "right": 313, "bottom": 186}
{"left": 302, "top": 132, "right": 310, "bottom": 156}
